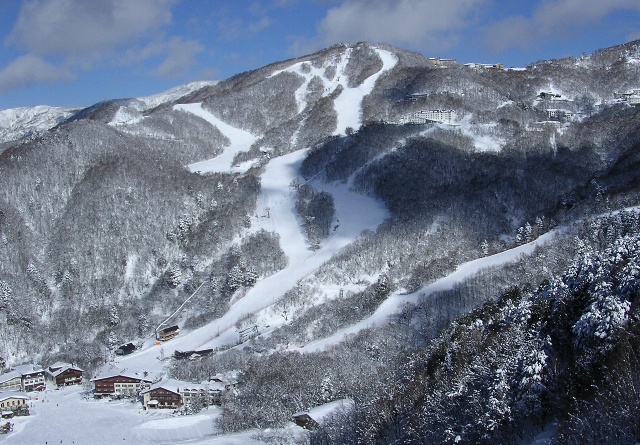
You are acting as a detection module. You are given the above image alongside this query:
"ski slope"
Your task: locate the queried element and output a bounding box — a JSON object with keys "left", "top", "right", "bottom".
{"left": 269, "top": 46, "right": 398, "bottom": 136}
{"left": 333, "top": 48, "right": 397, "bottom": 135}
{"left": 109, "top": 81, "right": 218, "bottom": 127}
{"left": 176, "top": 103, "right": 259, "bottom": 174}
{"left": 117, "top": 147, "right": 388, "bottom": 372}
{"left": 116, "top": 54, "right": 397, "bottom": 371}
{"left": 299, "top": 226, "right": 567, "bottom": 353}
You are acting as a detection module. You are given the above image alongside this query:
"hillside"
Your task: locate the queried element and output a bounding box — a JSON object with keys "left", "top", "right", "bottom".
{"left": 1, "top": 40, "right": 640, "bottom": 444}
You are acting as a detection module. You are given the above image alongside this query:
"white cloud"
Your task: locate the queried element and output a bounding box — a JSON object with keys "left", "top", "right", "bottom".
{"left": 152, "top": 38, "right": 204, "bottom": 79}
{"left": 483, "top": 0, "right": 640, "bottom": 53}
{"left": 0, "top": 55, "right": 73, "bottom": 92}
{"left": 0, "top": 0, "right": 207, "bottom": 92}
{"left": 6, "top": 0, "right": 177, "bottom": 56}
{"left": 315, "top": 0, "right": 485, "bottom": 51}
{"left": 123, "top": 37, "right": 203, "bottom": 79}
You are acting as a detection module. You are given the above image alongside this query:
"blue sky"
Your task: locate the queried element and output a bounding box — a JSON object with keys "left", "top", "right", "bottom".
{"left": 1, "top": 0, "right": 639, "bottom": 110}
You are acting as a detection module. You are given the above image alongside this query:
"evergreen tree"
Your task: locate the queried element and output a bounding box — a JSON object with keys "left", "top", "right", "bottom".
{"left": 109, "top": 305, "right": 120, "bottom": 327}
{"left": 227, "top": 265, "right": 245, "bottom": 291}
{"left": 138, "top": 314, "right": 149, "bottom": 337}
{"left": 167, "top": 264, "right": 183, "bottom": 288}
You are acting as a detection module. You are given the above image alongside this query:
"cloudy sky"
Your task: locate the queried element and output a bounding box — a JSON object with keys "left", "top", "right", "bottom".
{"left": 1, "top": 0, "right": 639, "bottom": 110}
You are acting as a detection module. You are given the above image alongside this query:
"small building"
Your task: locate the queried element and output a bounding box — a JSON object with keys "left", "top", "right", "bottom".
{"left": 173, "top": 348, "right": 214, "bottom": 360}
{"left": 428, "top": 57, "right": 456, "bottom": 67}
{"left": 189, "top": 349, "right": 214, "bottom": 360}
{"left": 0, "top": 392, "right": 30, "bottom": 416}
{"left": 292, "top": 399, "right": 354, "bottom": 430}
{"left": 464, "top": 62, "right": 503, "bottom": 70}
{"left": 47, "top": 364, "right": 84, "bottom": 387}
{"left": 208, "top": 373, "right": 239, "bottom": 391}
{"left": 115, "top": 343, "right": 136, "bottom": 355}
{"left": 628, "top": 95, "right": 640, "bottom": 105}
{"left": 157, "top": 325, "right": 180, "bottom": 342}
{"left": 539, "top": 92, "right": 561, "bottom": 100}
{"left": 92, "top": 371, "right": 152, "bottom": 398}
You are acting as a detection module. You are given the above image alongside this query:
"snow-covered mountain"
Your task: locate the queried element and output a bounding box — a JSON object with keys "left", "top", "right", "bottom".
{"left": 0, "top": 105, "right": 77, "bottom": 143}
{"left": 2, "top": 40, "right": 640, "bottom": 445}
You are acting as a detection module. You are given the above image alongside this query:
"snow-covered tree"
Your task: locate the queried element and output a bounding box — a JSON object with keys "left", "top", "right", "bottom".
{"left": 109, "top": 304, "right": 120, "bottom": 327}
{"left": 108, "top": 331, "right": 118, "bottom": 350}
{"left": 244, "top": 267, "right": 259, "bottom": 287}
{"left": 320, "top": 375, "right": 335, "bottom": 402}
{"left": 573, "top": 284, "right": 631, "bottom": 350}
{"left": 481, "top": 240, "right": 489, "bottom": 256}
{"left": 0, "top": 280, "right": 12, "bottom": 310}
{"left": 167, "top": 264, "right": 183, "bottom": 288}
{"left": 227, "top": 265, "right": 244, "bottom": 291}
{"left": 524, "top": 222, "right": 533, "bottom": 242}
{"left": 138, "top": 314, "right": 149, "bottom": 337}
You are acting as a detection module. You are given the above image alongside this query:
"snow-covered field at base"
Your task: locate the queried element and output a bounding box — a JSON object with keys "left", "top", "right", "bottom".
{"left": 0, "top": 386, "right": 246, "bottom": 445}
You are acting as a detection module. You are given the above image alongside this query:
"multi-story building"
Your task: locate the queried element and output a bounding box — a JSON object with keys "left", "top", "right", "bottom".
{"left": 398, "top": 109, "right": 457, "bottom": 125}
{"left": 92, "top": 371, "right": 152, "bottom": 398}
{"left": 141, "top": 379, "right": 225, "bottom": 409}
{"left": 546, "top": 109, "right": 574, "bottom": 119}
{"left": 156, "top": 325, "right": 180, "bottom": 341}
{"left": 14, "top": 364, "right": 46, "bottom": 392}
{"left": 0, "top": 372, "right": 22, "bottom": 391}
{"left": 142, "top": 381, "right": 183, "bottom": 409}
{"left": 181, "top": 381, "right": 224, "bottom": 406}
{"left": 0, "top": 364, "right": 46, "bottom": 392}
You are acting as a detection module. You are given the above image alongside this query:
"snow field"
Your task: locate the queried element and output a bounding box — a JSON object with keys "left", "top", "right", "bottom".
{"left": 134, "top": 410, "right": 220, "bottom": 442}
